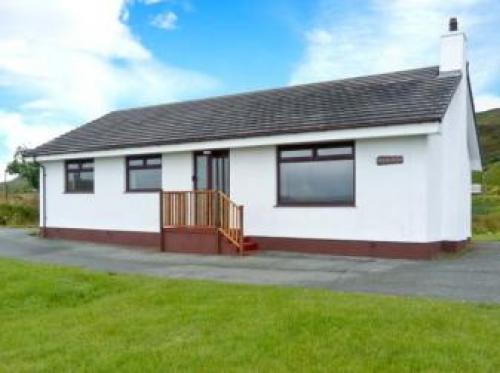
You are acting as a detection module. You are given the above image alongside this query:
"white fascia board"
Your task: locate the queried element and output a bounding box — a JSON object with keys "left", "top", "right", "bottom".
{"left": 34, "top": 122, "right": 440, "bottom": 162}
{"left": 468, "top": 109, "right": 482, "bottom": 171}
{"left": 467, "top": 95, "right": 483, "bottom": 172}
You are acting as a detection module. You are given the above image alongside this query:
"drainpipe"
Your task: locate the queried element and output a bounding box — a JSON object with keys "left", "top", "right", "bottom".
{"left": 33, "top": 156, "right": 47, "bottom": 238}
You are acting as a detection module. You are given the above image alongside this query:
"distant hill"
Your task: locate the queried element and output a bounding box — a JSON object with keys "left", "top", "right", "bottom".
{"left": 0, "top": 176, "right": 34, "bottom": 194}
{"left": 477, "top": 108, "right": 500, "bottom": 166}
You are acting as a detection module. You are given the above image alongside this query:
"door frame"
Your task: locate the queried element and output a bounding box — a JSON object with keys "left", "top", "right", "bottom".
{"left": 193, "top": 149, "right": 230, "bottom": 195}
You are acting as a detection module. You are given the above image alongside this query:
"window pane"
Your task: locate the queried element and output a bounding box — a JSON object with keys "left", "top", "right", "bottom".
{"left": 128, "top": 168, "right": 161, "bottom": 190}
{"left": 211, "top": 158, "right": 218, "bottom": 191}
{"left": 224, "top": 157, "right": 230, "bottom": 195}
{"left": 67, "top": 171, "right": 94, "bottom": 192}
{"left": 146, "top": 157, "right": 161, "bottom": 166}
{"left": 280, "top": 159, "right": 354, "bottom": 204}
{"left": 77, "top": 171, "right": 94, "bottom": 191}
{"left": 195, "top": 155, "right": 208, "bottom": 189}
{"left": 81, "top": 161, "right": 94, "bottom": 169}
{"left": 210, "top": 157, "right": 226, "bottom": 192}
{"left": 67, "top": 162, "right": 80, "bottom": 170}
{"left": 280, "top": 149, "right": 313, "bottom": 159}
{"left": 67, "top": 172, "right": 77, "bottom": 191}
{"left": 317, "top": 146, "right": 352, "bottom": 157}
{"left": 128, "top": 159, "right": 143, "bottom": 167}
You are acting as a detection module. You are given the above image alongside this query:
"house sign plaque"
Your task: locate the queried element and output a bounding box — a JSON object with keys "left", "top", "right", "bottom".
{"left": 377, "top": 155, "right": 404, "bottom": 165}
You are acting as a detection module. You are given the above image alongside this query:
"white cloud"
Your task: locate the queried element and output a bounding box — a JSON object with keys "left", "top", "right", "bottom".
{"left": 475, "top": 94, "right": 500, "bottom": 112}
{"left": 139, "top": 0, "right": 194, "bottom": 12}
{"left": 0, "top": 0, "right": 218, "bottom": 175}
{"left": 0, "top": 111, "right": 73, "bottom": 179}
{"left": 0, "top": 112, "right": 71, "bottom": 153}
{"left": 291, "top": 0, "right": 500, "bottom": 109}
{"left": 151, "top": 11, "right": 178, "bottom": 30}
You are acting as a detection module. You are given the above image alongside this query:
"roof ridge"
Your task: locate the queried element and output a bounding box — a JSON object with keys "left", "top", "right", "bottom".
{"left": 112, "top": 65, "right": 440, "bottom": 115}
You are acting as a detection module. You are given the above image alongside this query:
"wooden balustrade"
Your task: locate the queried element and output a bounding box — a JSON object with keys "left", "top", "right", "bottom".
{"left": 161, "top": 190, "right": 244, "bottom": 253}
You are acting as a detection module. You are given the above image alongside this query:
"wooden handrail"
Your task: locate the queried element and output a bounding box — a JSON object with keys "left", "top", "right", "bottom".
{"left": 162, "top": 190, "right": 244, "bottom": 254}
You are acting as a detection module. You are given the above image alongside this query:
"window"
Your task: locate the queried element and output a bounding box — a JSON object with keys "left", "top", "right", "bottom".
{"left": 65, "top": 159, "right": 94, "bottom": 193}
{"left": 277, "top": 142, "right": 355, "bottom": 206}
{"left": 126, "top": 155, "right": 162, "bottom": 191}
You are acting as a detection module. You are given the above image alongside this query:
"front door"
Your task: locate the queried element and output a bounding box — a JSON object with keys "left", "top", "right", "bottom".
{"left": 194, "top": 150, "right": 229, "bottom": 195}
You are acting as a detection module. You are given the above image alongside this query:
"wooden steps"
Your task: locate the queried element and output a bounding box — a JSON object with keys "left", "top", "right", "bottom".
{"left": 162, "top": 190, "right": 255, "bottom": 256}
{"left": 241, "top": 237, "right": 259, "bottom": 255}
{"left": 219, "top": 234, "right": 259, "bottom": 255}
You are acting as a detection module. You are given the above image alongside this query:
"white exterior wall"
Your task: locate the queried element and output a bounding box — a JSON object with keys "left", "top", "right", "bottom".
{"left": 42, "top": 152, "right": 194, "bottom": 232}
{"left": 43, "top": 157, "right": 160, "bottom": 232}
{"left": 230, "top": 137, "right": 429, "bottom": 242}
{"left": 43, "top": 139, "right": 431, "bottom": 242}
{"left": 41, "top": 117, "right": 471, "bottom": 243}
{"left": 427, "top": 76, "right": 472, "bottom": 241}
{"left": 162, "top": 152, "right": 192, "bottom": 190}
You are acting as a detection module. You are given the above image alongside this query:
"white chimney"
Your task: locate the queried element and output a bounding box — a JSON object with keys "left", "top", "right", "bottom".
{"left": 440, "top": 17, "right": 467, "bottom": 73}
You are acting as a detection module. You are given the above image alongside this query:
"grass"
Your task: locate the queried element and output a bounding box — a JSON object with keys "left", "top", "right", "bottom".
{"left": 472, "top": 232, "right": 500, "bottom": 241}
{"left": 1, "top": 259, "right": 500, "bottom": 371}
{"left": 482, "top": 161, "right": 500, "bottom": 187}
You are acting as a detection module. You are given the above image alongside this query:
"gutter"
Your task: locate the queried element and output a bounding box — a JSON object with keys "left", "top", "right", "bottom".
{"left": 33, "top": 121, "right": 441, "bottom": 162}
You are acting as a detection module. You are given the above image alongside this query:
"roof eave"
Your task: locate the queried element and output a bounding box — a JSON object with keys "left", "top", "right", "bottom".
{"left": 33, "top": 120, "right": 441, "bottom": 162}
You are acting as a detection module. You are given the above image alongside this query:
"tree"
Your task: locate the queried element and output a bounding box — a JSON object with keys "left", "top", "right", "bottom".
{"left": 6, "top": 147, "right": 40, "bottom": 190}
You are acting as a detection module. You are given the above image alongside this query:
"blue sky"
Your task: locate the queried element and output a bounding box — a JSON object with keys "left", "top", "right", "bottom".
{"left": 127, "top": 0, "right": 310, "bottom": 93}
{"left": 0, "top": 0, "right": 499, "bottom": 174}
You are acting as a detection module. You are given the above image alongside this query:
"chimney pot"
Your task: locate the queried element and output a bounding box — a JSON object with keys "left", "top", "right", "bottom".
{"left": 449, "top": 17, "right": 458, "bottom": 32}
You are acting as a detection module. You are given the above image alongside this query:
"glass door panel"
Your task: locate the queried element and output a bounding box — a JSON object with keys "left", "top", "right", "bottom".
{"left": 194, "top": 154, "right": 209, "bottom": 190}
{"left": 194, "top": 150, "right": 229, "bottom": 195}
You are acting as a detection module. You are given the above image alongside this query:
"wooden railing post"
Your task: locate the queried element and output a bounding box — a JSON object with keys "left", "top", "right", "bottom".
{"left": 238, "top": 205, "right": 244, "bottom": 255}
{"left": 159, "top": 191, "right": 165, "bottom": 252}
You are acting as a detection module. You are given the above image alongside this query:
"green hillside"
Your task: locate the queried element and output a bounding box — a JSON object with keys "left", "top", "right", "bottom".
{"left": 477, "top": 108, "right": 500, "bottom": 166}
{"left": 0, "top": 176, "right": 34, "bottom": 194}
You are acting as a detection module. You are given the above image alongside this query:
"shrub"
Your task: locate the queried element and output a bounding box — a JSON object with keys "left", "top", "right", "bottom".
{"left": 0, "top": 202, "right": 38, "bottom": 226}
{"left": 473, "top": 212, "right": 500, "bottom": 235}
{"left": 472, "top": 162, "right": 500, "bottom": 238}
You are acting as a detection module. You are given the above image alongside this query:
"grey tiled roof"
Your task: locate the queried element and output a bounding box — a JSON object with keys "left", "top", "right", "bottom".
{"left": 30, "top": 66, "right": 461, "bottom": 156}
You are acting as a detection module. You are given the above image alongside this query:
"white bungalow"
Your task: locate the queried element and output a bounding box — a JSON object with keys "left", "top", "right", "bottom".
{"left": 26, "top": 18, "right": 482, "bottom": 259}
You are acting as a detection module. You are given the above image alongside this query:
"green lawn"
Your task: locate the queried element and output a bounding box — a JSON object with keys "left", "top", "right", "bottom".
{"left": 1, "top": 259, "right": 500, "bottom": 371}
{"left": 473, "top": 232, "right": 500, "bottom": 241}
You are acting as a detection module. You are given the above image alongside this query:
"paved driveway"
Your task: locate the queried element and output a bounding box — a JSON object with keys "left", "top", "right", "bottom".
{"left": 0, "top": 228, "right": 499, "bottom": 303}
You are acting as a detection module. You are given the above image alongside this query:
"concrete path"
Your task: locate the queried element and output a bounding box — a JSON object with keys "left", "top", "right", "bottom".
{"left": 0, "top": 228, "right": 499, "bottom": 303}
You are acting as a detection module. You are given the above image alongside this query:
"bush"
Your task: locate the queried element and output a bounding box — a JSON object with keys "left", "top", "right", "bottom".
{"left": 484, "top": 163, "right": 500, "bottom": 187}
{"left": 0, "top": 202, "right": 38, "bottom": 226}
{"left": 473, "top": 213, "right": 500, "bottom": 235}
{"left": 472, "top": 161, "right": 500, "bottom": 239}
{"left": 473, "top": 192, "right": 500, "bottom": 214}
